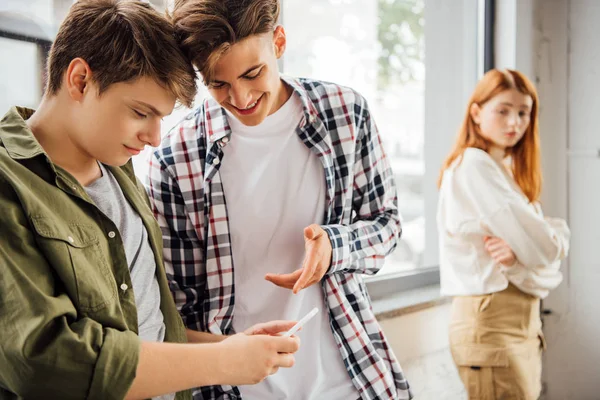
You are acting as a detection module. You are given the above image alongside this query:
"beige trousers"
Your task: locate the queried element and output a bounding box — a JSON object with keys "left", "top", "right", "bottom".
{"left": 449, "top": 284, "right": 546, "bottom": 400}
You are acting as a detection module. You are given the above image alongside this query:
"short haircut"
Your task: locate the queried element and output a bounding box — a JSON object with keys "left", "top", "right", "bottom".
{"left": 170, "top": 0, "right": 280, "bottom": 83}
{"left": 46, "top": 0, "right": 197, "bottom": 107}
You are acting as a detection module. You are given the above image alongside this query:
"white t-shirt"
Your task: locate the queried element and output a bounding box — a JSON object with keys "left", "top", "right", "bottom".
{"left": 220, "top": 92, "right": 359, "bottom": 400}
{"left": 437, "top": 147, "right": 570, "bottom": 298}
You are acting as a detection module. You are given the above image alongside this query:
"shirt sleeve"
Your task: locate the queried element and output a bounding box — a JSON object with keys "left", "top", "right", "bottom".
{"left": 322, "top": 96, "right": 402, "bottom": 275}
{"left": 501, "top": 260, "right": 563, "bottom": 298}
{"left": 458, "top": 150, "right": 570, "bottom": 268}
{"left": 0, "top": 177, "right": 140, "bottom": 400}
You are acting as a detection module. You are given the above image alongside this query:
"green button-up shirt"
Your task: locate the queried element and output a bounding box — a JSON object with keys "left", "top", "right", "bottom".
{"left": 0, "top": 107, "right": 191, "bottom": 400}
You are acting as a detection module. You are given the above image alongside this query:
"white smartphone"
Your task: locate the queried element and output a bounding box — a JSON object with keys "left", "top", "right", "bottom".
{"left": 282, "top": 307, "right": 319, "bottom": 337}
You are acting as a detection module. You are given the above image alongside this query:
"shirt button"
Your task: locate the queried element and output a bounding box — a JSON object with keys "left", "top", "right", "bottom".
{"left": 108, "top": 231, "right": 116, "bottom": 239}
{"left": 212, "top": 158, "right": 220, "bottom": 165}
{"left": 120, "top": 283, "right": 128, "bottom": 291}
{"left": 221, "top": 136, "right": 230, "bottom": 144}
{"left": 67, "top": 236, "right": 74, "bottom": 243}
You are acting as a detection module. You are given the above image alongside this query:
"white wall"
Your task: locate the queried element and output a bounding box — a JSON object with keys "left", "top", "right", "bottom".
{"left": 494, "top": 0, "right": 600, "bottom": 398}
{"left": 542, "top": 1, "right": 600, "bottom": 398}
{"left": 380, "top": 304, "right": 465, "bottom": 400}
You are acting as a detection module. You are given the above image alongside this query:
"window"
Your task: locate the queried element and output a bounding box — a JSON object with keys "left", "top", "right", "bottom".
{"left": 0, "top": 0, "right": 60, "bottom": 112}
{"left": 0, "top": 0, "right": 483, "bottom": 293}
{"left": 283, "top": 0, "right": 426, "bottom": 276}
{"left": 0, "top": 37, "right": 42, "bottom": 112}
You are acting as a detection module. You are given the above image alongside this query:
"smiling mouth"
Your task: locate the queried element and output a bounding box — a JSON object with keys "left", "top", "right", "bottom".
{"left": 231, "top": 95, "right": 263, "bottom": 115}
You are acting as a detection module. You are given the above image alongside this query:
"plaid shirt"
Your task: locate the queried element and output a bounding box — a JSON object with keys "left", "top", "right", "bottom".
{"left": 146, "top": 76, "right": 412, "bottom": 400}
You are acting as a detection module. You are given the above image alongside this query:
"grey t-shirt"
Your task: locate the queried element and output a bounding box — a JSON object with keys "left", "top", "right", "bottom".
{"left": 85, "top": 164, "right": 173, "bottom": 400}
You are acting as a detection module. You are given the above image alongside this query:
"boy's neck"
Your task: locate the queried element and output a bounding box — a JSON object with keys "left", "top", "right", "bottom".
{"left": 27, "top": 95, "right": 101, "bottom": 186}
{"left": 269, "top": 78, "right": 294, "bottom": 116}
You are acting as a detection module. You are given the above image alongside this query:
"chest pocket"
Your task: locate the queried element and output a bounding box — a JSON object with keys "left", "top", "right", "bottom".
{"left": 31, "top": 216, "right": 117, "bottom": 313}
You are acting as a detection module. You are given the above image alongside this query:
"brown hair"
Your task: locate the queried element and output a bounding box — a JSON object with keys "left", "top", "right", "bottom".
{"left": 46, "top": 0, "right": 197, "bottom": 107}
{"left": 437, "top": 69, "right": 542, "bottom": 203}
{"left": 170, "top": 0, "right": 280, "bottom": 83}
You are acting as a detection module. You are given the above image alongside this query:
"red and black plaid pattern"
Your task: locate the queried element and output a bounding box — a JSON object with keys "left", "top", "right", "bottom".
{"left": 146, "top": 76, "right": 412, "bottom": 400}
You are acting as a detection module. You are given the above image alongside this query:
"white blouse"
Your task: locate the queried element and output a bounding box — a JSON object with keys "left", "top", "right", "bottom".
{"left": 437, "top": 147, "right": 570, "bottom": 298}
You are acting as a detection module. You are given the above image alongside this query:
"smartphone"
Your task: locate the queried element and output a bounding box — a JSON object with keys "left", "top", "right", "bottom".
{"left": 282, "top": 307, "right": 319, "bottom": 337}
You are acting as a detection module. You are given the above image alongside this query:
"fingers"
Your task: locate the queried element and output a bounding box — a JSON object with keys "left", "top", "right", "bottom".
{"left": 489, "top": 247, "right": 516, "bottom": 266}
{"left": 493, "top": 252, "right": 510, "bottom": 263}
{"left": 275, "top": 353, "right": 296, "bottom": 368}
{"left": 265, "top": 269, "right": 303, "bottom": 289}
{"left": 489, "top": 248, "right": 508, "bottom": 260}
{"left": 272, "top": 335, "right": 301, "bottom": 354}
{"left": 486, "top": 242, "right": 504, "bottom": 254}
{"left": 303, "top": 224, "right": 322, "bottom": 241}
{"left": 246, "top": 320, "right": 297, "bottom": 335}
{"left": 267, "top": 225, "right": 329, "bottom": 293}
{"left": 484, "top": 237, "right": 505, "bottom": 250}
{"left": 295, "top": 225, "right": 328, "bottom": 293}
{"left": 293, "top": 252, "right": 318, "bottom": 294}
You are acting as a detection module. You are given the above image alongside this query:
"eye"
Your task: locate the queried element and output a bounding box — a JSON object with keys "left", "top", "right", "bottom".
{"left": 244, "top": 68, "right": 263, "bottom": 80}
{"left": 497, "top": 109, "right": 508, "bottom": 115}
{"left": 209, "top": 82, "right": 226, "bottom": 90}
{"left": 519, "top": 111, "right": 529, "bottom": 117}
{"left": 133, "top": 109, "right": 147, "bottom": 119}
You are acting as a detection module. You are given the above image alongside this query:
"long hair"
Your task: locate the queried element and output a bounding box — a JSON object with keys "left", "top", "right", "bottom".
{"left": 437, "top": 69, "right": 541, "bottom": 203}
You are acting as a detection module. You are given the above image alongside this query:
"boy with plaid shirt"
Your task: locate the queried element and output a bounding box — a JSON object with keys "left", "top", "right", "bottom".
{"left": 147, "top": 0, "right": 412, "bottom": 398}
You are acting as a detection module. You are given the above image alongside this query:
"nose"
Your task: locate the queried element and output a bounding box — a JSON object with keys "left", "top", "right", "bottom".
{"left": 507, "top": 112, "right": 518, "bottom": 127}
{"left": 140, "top": 118, "right": 162, "bottom": 148}
{"left": 228, "top": 82, "right": 253, "bottom": 109}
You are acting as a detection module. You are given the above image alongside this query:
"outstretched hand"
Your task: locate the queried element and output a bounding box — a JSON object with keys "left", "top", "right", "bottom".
{"left": 265, "top": 224, "right": 332, "bottom": 294}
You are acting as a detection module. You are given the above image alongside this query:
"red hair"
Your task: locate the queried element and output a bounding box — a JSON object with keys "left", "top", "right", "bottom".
{"left": 437, "top": 69, "right": 541, "bottom": 203}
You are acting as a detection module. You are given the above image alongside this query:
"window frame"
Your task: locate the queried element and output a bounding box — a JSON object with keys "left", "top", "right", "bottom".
{"left": 0, "top": 13, "right": 54, "bottom": 98}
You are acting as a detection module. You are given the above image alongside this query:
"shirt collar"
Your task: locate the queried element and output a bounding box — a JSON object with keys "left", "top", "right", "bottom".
{"left": 0, "top": 106, "right": 47, "bottom": 160}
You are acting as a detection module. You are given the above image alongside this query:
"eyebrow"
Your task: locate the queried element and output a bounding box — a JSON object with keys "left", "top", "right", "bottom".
{"left": 499, "top": 102, "right": 531, "bottom": 109}
{"left": 211, "top": 64, "right": 264, "bottom": 85}
{"left": 132, "top": 100, "right": 166, "bottom": 117}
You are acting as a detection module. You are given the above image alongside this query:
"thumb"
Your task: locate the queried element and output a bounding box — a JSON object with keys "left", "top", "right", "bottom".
{"left": 304, "top": 225, "right": 317, "bottom": 241}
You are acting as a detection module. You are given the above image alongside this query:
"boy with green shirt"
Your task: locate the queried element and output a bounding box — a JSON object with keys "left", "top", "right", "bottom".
{"left": 0, "top": 1, "right": 299, "bottom": 399}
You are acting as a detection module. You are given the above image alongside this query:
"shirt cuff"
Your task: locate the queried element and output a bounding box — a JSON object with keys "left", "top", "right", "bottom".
{"left": 321, "top": 224, "right": 352, "bottom": 274}
{"left": 88, "top": 329, "right": 141, "bottom": 400}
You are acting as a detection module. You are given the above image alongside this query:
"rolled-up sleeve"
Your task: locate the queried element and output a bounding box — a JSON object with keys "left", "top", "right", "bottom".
{"left": 323, "top": 96, "right": 401, "bottom": 276}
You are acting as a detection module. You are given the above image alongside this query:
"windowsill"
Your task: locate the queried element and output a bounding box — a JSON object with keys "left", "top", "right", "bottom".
{"left": 372, "top": 284, "right": 450, "bottom": 321}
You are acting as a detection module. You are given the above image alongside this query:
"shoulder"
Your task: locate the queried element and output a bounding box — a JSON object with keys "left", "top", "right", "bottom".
{"left": 460, "top": 147, "right": 499, "bottom": 170}
{"left": 293, "top": 77, "right": 369, "bottom": 120}
{"left": 154, "top": 102, "right": 211, "bottom": 169}
{"left": 448, "top": 148, "right": 516, "bottom": 199}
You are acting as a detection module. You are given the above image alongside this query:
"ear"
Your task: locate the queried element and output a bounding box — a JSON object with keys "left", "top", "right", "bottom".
{"left": 470, "top": 103, "right": 481, "bottom": 125}
{"left": 65, "top": 58, "right": 93, "bottom": 102}
{"left": 272, "top": 25, "right": 287, "bottom": 59}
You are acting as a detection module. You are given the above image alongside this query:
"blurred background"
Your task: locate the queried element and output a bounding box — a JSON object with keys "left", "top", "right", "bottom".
{"left": 1, "top": 1, "right": 598, "bottom": 399}
{"left": 0, "top": 0, "right": 427, "bottom": 277}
